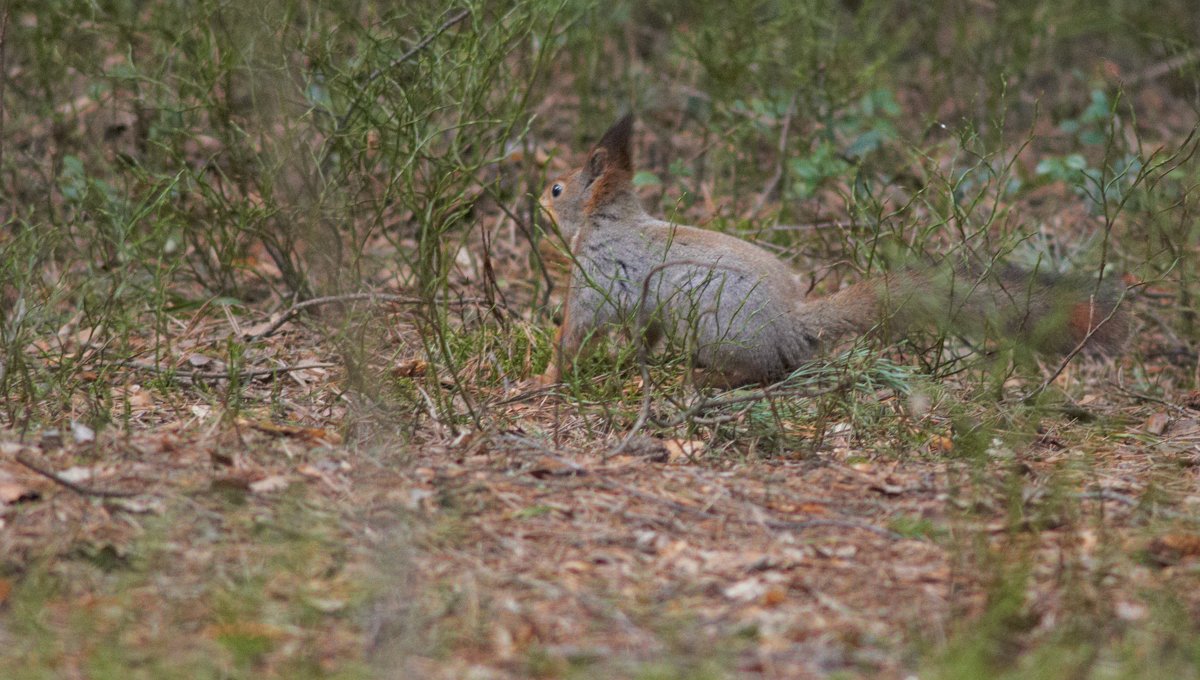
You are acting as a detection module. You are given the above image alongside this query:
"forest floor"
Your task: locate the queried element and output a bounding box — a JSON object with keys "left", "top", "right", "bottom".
{"left": 4, "top": 201, "right": 1200, "bottom": 679}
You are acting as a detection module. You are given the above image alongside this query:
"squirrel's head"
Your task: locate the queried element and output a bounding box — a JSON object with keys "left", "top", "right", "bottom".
{"left": 540, "top": 114, "right": 638, "bottom": 237}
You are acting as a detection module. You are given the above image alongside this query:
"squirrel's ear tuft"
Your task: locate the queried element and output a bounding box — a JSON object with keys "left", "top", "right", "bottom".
{"left": 595, "top": 114, "right": 634, "bottom": 173}
{"left": 582, "top": 115, "right": 636, "bottom": 211}
{"left": 586, "top": 147, "right": 610, "bottom": 182}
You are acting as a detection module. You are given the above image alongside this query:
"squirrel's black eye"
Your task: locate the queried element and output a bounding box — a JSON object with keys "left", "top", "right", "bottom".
{"left": 551, "top": 183, "right": 563, "bottom": 197}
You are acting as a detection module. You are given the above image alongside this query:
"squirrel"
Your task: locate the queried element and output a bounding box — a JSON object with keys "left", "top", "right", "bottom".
{"left": 536, "top": 114, "right": 1129, "bottom": 387}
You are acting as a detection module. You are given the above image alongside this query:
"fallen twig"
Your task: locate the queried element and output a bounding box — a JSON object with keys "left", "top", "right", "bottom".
{"left": 15, "top": 452, "right": 139, "bottom": 498}
{"left": 536, "top": 449, "right": 903, "bottom": 540}
{"left": 248, "top": 293, "right": 419, "bottom": 340}
{"left": 656, "top": 380, "right": 850, "bottom": 428}
{"left": 1076, "top": 489, "right": 1192, "bottom": 522}
{"left": 493, "top": 382, "right": 559, "bottom": 406}
{"left": 1126, "top": 48, "right": 1200, "bottom": 86}
{"left": 1110, "top": 382, "right": 1196, "bottom": 416}
{"left": 117, "top": 360, "right": 335, "bottom": 380}
{"left": 247, "top": 292, "right": 487, "bottom": 341}
{"left": 610, "top": 473, "right": 902, "bottom": 539}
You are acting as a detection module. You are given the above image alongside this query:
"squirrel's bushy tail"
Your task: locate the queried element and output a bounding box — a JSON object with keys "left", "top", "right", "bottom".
{"left": 803, "top": 265, "right": 1130, "bottom": 356}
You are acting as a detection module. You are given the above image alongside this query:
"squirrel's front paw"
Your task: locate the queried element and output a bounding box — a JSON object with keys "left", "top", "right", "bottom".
{"left": 507, "top": 367, "right": 559, "bottom": 394}
{"left": 525, "top": 369, "right": 559, "bottom": 389}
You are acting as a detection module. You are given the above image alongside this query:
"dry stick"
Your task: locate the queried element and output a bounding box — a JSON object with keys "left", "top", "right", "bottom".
{"left": 749, "top": 93, "right": 798, "bottom": 218}
{"left": 249, "top": 293, "right": 417, "bottom": 340}
{"left": 1126, "top": 48, "right": 1200, "bottom": 86}
{"left": 655, "top": 381, "right": 850, "bottom": 429}
{"left": 116, "top": 360, "right": 335, "bottom": 380}
{"left": 492, "top": 372, "right": 632, "bottom": 408}
{"left": 15, "top": 452, "right": 139, "bottom": 498}
{"left": 1076, "top": 489, "right": 1190, "bottom": 522}
{"left": 541, "top": 450, "right": 902, "bottom": 540}
{"left": 602, "top": 470, "right": 902, "bottom": 540}
{"left": 492, "top": 382, "right": 561, "bottom": 406}
{"left": 1109, "top": 382, "right": 1196, "bottom": 416}
{"left": 478, "top": 221, "right": 508, "bottom": 324}
{"left": 248, "top": 292, "right": 485, "bottom": 341}
{"left": 763, "top": 221, "right": 852, "bottom": 233}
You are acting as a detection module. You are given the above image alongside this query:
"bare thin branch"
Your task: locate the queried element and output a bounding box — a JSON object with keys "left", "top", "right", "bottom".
{"left": 116, "top": 360, "right": 335, "bottom": 380}
{"left": 247, "top": 292, "right": 485, "bottom": 341}
{"left": 15, "top": 452, "right": 139, "bottom": 498}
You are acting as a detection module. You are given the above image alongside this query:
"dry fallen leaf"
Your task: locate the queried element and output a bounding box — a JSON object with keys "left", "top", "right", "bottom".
{"left": 187, "top": 353, "right": 215, "bottom": 368}
{"left": 723, "top": 577, "right": 767, "bottom": 602}
{"left": 870, "top": 476, "right": 906, "bottom": 496}
{"left": 663, "top": 439, "right": 705, "bottom": 463}
{"left": 761, "top": 586, "right": 787, "bottom": 608}
{"left": 211, "top": 475, "right": 253, "bottom": 492}
{"left": 929, "top": 435, "right": 954, "bottom": 453}
{"left": 1144, "top": 412, "right": 1171, "bottom": 436}
{"left": 816, "top": 543, "right": 858, "bottom": 560}
{"left": 236, "top": 418, "right": 342, "bottom": 445}
{"left": 527, "top": 455, "right": 585, "bottom": 478}
{"left": 1183, "top": 390, "right": 1200, "bottom": 411}
{"left": 122, "top": 385, "right": 154, "bottom": 409}
{"left": 249, "top": 475, "right": 291, "bottom": 494}
{"left": 1115, "top": 600, "right": 1148, "bottom": 621}
{"left": 0, "top": 481, "right": 39, "bottom": 505}
{"left": 305, "top": 596, "right": 346, "bottom": 614}
{"left": 71, "top": 421, "right": 96, "bottom": 444}
{"left": 393, "top": 358, "right": 429, "bottom": 378}
{"left": 58, "top": 466, "right": 100, "bottom": 484}
{"left": 297, "top": 463, "right": 347, "bottom": 492}
{"left": 205, "top": 621, "right": 288, "bottom": 642}
{"left": 561, "top": 560, "right": 592, "bottom": 574}
{"left": 105, "top": 497, "right": 164, "bottom": 514}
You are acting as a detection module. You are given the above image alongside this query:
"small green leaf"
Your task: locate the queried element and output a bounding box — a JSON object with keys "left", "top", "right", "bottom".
{"left": 514, "top": 505, "right": 553, "bottom": 519}
{"left": 846, "top": 129, "right": 886, "bottom": 158}
{"left": 633, "top": 171, "right": 662, "bottom": 187}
